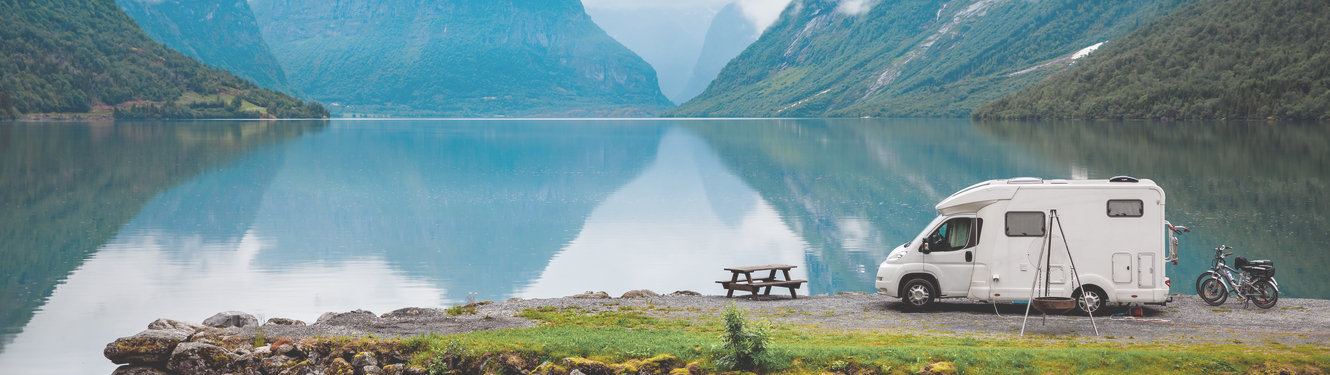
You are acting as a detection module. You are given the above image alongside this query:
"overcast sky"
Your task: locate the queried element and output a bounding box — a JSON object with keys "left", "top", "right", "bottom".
{"left": 583, "top": 0, "right": 793, "bottom": 31}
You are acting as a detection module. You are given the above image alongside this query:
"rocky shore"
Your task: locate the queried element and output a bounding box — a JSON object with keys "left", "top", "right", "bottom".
{"left": 103, "top": 290, "right": 1330, "bottom": 375}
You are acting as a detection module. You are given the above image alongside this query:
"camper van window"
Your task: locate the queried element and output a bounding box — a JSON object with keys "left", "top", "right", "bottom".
{"left": 1005, "top": 212, "right": 1045, "bottom": 237}
{"left": 930, "top": 218, "right": 974, "bottom": 251}
{"left": 1107, "top": 200, "right": 1144, "bottom": 217}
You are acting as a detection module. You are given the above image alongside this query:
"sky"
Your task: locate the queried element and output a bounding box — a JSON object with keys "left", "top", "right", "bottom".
{"left": 582, "top": 0, "right": 793, "bottom": 31}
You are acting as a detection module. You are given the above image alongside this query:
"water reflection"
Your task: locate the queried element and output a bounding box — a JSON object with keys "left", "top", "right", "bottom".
{"left": 685, "top": 119, "right": 1067, "bottom": 293}
{"left": 0, "top": 121, "right": 325, "bottom": 349}
{"left": 522, "top": 127, "right": 807, "bottom": 298}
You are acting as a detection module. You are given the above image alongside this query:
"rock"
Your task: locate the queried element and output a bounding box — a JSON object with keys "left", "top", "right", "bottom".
{"left": 381, "top": 363, "right": 406, "bottom": 375}
{"left": 382, "top": 307, "right": 431, "bottom": 318}
{"left": 278, "top": 362, "right": 314, "bottom": 375}
{"left": 202, "top": 311, "right": 258, "bottom": 328}
{"left": 265, "top": 317, "right": 306, "bottom": 326}
{"left": 316, "top": 312, "right": 338, "bottom": 325}
{"left": 668, "top": 290, "right": 702, "bottom": 296}
{"left": 104, "top": 329, "right": 190, "bottom": 364}
{"left": 273, "top": 343, "right": 294, "bottom": 356}
{"left": 352, "top": 351, "right": 379, "bottom": 368}
{"left": 570, "top": 370, "right": 586, "bottom": 375}
{"left": 836, "top": 291, "right": 868, "bottom": 296}
{"left": 146, "top": 318, "right": 208, "bottom": 334}
{"left": 327, "top": 357, "right": 355, "bottom": 375}
{"left": 111, "top": 365, "right": 171, "bottom": 375}
{"left": 920, "top": 361, "right": 957, "bottom": 375}
{"left": 403, "top": 365, "right": 429, "bottom": 375}
{"left": 233, "top": 352, "right": 266, "bottom": 375}
{"left": 619, "top": 289, "right": 659, "bottom": 299}
{"left": 363, "top": 365, "right": 386, "bottom": 375}
{"left": 261, "top": 355, "right": 297, "bottom": 374}
{"left": 316, "top": 310, "right": 379, "bottom": 325}
{"left": 188, "top": 327, "right": 229, "bottom": 345}
{"left": 166, "top": 342, "right": 235, "bottom": 375}
{"left": 566, "top": 291, "right": 611, "bottom": 299}
{"left": 507, "top": 297, "right": 524, "bottom": 302}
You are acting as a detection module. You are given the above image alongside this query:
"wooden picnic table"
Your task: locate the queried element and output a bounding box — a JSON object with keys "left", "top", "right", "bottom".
{"left": 716, "top": 264, "right": 808, "bottom": 300}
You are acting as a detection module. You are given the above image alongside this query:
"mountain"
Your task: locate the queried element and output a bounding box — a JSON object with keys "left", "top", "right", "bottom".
{"left": 676, "top": 2, "right": 759, "bottom": 104}
{"left": 115, "top": 0, "right": 296, "bottom": 95}
{"left": 0, "top": 0, "right": 327, "bottom": 119}
{"left": 666, "top": 0, "right": 1195, "bottom": 118}
{"left": 973, "top": 0, "right": 1330, "bottom": 121}
{"left": 250, "top": 0, "right": 674, "bottom": 117}
{"left": 585, "top": 5, "right": 715, "bottom": 104}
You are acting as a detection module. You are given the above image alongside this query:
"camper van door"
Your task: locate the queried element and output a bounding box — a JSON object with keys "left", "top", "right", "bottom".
{"left": 923, "top": 217, "right": 979, "bottom": 295}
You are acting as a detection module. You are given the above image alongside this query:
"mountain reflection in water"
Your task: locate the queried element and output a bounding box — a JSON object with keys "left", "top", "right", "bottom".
{"left": 1, "top": 119, "right": 1328, "bottom": 373}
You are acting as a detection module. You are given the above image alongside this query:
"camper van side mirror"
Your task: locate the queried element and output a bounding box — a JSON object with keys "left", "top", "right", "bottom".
{"left": 920, "top": 243, "right": 931, "bottom": 254}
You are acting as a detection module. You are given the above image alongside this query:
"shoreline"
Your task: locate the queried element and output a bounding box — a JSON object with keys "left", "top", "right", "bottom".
{"left": 102, "top": 293, "right": 1330, "bottom": 374}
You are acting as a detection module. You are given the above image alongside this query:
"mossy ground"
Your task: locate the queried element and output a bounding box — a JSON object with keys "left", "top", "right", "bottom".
{"left": 364, "top": 305, "right": 1330, "bottom": 375}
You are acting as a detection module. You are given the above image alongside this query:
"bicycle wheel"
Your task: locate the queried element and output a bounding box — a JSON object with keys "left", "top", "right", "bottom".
{"left": 1251, "top": 279, "right": 1278, "bottom": 309}
{"left": 1194, "top": 273, "right": 1214, "bottom": 296}
{"left": 1199, "top": 277, "right": 1228, "bottom": 306}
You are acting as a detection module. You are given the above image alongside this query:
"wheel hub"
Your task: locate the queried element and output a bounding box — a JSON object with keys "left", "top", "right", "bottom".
{"left": 908, "top": 285, "right": 930, "bottom": 305}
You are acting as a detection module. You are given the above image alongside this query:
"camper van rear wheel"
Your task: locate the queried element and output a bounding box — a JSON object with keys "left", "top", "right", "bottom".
{"left": 1072, "top": 286, "right": 1106, "bottom": 315}
{"left": 902, "top": 278, "right": 936, "bottom": 310}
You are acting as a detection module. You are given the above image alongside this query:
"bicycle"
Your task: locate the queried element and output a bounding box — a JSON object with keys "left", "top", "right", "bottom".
{"left": 1195, "top": 245, "right": 1279, "bottom": 308}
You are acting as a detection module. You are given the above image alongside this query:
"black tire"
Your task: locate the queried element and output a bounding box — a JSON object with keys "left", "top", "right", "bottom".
{"left": 1073, "top": 286, "right": 1107, "bottom": 315}
{"left": 1251, "top": 280, "right": 1278, "bottom": 309}
{"left": 1195, "top": 273, "right": 1215, "bottom": 297}
{"left": 901, "top": 278, "right": 936, "bottom": 310}
{"left": 1199, "top": 277, "right": 1228, "bottom": 306}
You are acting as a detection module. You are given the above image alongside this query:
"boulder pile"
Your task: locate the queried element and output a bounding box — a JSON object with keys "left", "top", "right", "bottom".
{"left": 104, "top": 312, "right": 427, "bottom": 375}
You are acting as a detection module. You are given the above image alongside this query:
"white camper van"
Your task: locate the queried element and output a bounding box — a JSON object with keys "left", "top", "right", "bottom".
{"left": 875, "top": 176, "right": 1181, "bottom": 314}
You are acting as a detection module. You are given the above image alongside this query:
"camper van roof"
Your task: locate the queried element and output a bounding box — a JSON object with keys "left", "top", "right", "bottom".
{"left": 935, "top": 177, "right": 1160, "bottom": 214}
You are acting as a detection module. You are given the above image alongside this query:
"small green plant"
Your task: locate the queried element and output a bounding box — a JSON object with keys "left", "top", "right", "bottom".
{"left": 446, "top": 305, "right": 477, "bottom": 316}
{"left": 714, "top": 304, "right": 777, "bottom": 371}
{"left": 253, "top": 325, "right": 267, "bottom": 347}
{"left": 829, "top": 360, "right": 850, "bottom": 372}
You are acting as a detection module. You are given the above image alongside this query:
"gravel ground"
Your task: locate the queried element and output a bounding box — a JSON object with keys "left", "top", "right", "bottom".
{"left": 249, "top": 293, "right": 1330, "bottom": 347}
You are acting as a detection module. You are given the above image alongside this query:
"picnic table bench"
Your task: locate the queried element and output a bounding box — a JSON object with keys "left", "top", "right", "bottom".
{"left": 717, "top": 264, "right": 807, "bottom": 300}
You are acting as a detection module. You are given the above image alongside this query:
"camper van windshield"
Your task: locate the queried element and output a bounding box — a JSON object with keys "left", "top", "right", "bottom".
{"left": 912, "top": 216, "right": 947, "bottom": 246}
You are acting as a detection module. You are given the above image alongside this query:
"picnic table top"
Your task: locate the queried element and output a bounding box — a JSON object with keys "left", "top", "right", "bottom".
{"left": 724, "top": 264, "right": 798, "bottom": 273}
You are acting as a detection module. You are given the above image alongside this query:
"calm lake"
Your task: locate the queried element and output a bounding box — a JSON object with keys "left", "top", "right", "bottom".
{"left": 2, "top": 118, "right": 1327, "bottom": 372}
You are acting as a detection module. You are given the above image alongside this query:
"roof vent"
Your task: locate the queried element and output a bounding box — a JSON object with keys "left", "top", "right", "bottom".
{"left": 1008, "top": 177, "right": 1044, "bottom": 184}
{"left": 1109, "top": 176, "right": 1140, "bottom": 183}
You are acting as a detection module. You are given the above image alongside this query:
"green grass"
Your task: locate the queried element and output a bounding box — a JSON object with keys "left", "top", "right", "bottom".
{"left": 392, "top": 306, "right": 1330, "bottom": 374}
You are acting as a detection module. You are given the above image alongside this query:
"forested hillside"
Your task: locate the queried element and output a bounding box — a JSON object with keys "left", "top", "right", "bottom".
{"left": 667, "top": 0, "right": 1194, "bottom": 118}
{"left": 251, "top": 0, "right": 673, "bottom": 117}
{"left": 116, "top": 0, "right": 296, "bottom": 95}
{"left": 973, "top": 0, "right": 1330, "bottom": 120}
{"left": 0, "top": 0, "right": 326, "bottom": 119}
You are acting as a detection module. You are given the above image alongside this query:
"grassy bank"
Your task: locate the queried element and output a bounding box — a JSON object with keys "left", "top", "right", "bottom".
{"left": 357, "top": 304, "right": 1330, "bottom": 375}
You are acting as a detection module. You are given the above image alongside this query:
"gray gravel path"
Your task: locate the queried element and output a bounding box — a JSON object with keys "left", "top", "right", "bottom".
{"left": 247, "top": 293, "right": 1330, "bottom": 347}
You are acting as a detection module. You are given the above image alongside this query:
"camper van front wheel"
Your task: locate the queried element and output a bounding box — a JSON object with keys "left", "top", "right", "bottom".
{"left": 902, "top": 279, "right": 936, "bottom": 310}
{"left": 1072, "top": 286, "right": 1107, "bottom": 314}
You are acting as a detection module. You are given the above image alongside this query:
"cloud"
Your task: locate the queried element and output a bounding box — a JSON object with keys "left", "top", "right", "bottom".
{"left": 582, "top": 0, "right": 733, "bottom": 10}
{"left": 835, "top": 0, "right": 878, "bottom": 15}
{"left": 580, "top": 0, "right": 794, "bottom": 33}
{"left": 735, "top": 0, "right": 794, "bottom": 31}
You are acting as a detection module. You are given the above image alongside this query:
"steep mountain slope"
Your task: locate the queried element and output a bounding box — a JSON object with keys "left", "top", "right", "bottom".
{"left": 973, "top": 0, "right": 1330, "bottom": 120}
{"left": 667, "top": 0, "right": 1194, "bottom": 118}
{"left": 0, "top": 0, "right": 326, "bottom": 119}
{"left": 251, "top": 0, "right": 674, "bottom": 117}
{"left": 585, "top": 5, "right": 715, "bottom": 104}
{"left": 676, "top": 2, "right": 759, "bottom": 104}
{"left": 115, "top": 0, "right": 296, "bottom": 95}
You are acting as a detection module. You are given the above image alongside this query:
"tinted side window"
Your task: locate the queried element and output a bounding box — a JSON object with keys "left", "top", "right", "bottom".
{"left": 1005, "top": 212, "right": 1045, "bottom": 237}
{"left": 1107, "top": 199, "right": 1144, "bottom": 217}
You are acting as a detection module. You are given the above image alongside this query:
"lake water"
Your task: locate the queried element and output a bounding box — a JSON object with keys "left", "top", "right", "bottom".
{"left": 1, "top": 118, "right": 1327, "bottom": 372}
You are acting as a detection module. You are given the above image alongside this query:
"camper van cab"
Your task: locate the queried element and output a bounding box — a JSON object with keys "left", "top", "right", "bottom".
{"left": 875, "top": 177, "right": 1180, "bottom": 314}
